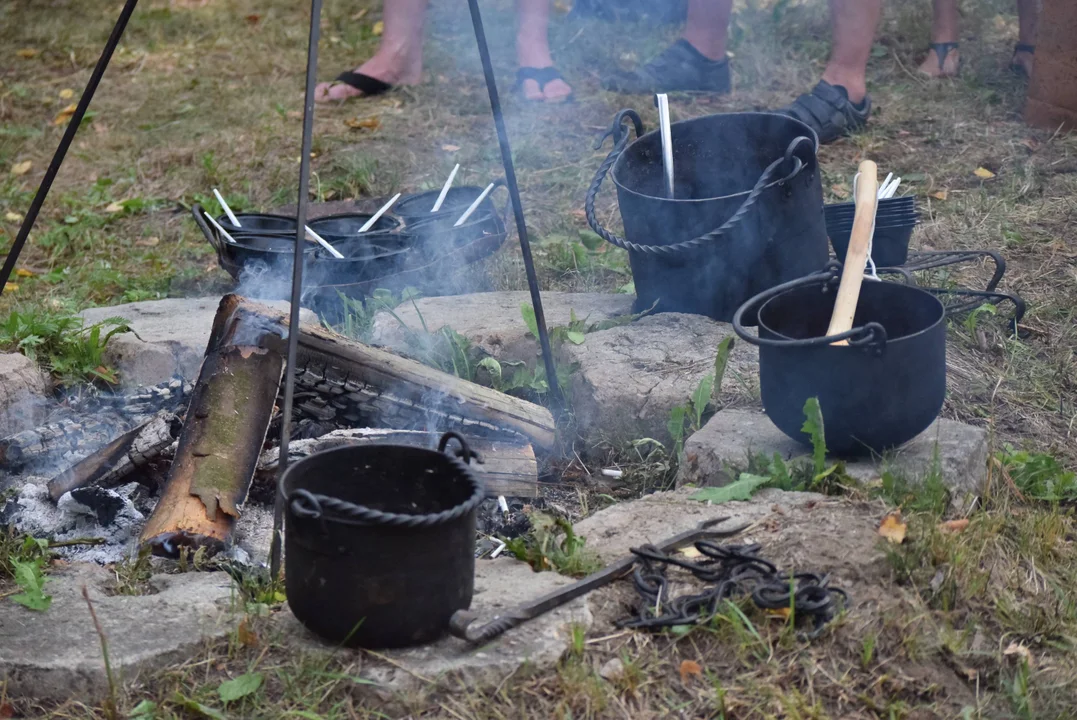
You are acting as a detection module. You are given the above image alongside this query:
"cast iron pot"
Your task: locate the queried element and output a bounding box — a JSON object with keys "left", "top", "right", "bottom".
{"left": 732, "top": 264, "right": 947, "bottom": 455}
{"left": 586, "top": 110, "right": 829, "bottom": 321}
{"left": 282, "top": 432, "right": 485, "bottom": 649}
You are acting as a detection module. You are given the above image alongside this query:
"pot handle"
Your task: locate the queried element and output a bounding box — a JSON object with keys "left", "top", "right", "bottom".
{"left": 585, "top": 120, "right": 812, "bottom": 257}
{"left": 731, "top": 265, "right": 889, "bottom": 352}
{"left": 438, "top": 431, "right": 483, "bottom": 466}
{"left": 190, "top": 203, "right": 222, "bottom": 255}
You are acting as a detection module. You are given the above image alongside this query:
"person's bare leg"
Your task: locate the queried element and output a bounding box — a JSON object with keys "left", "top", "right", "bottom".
{"left": 1012, "top": 0, "right": 1038, "bottom": 75}
{"left": 919, "top": 0, "right": 961, "bottom": 77}
{"left": 516, "top": 0, "right": 572, "bottom": 102}
{"left": 682, "top": 0, "right": 733, "bottom": 61}
{"left": 315, "top": 0, "right": 426, "bottom": 102}
{"left": 819, "top": 0, "right": 882, "bottom": 104}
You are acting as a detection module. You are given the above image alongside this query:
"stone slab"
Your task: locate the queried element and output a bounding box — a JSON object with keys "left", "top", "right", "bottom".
{"left": 560, "top": 313, "right": 759, "bottom": 446}
{"left": 80, "top": 298, "right": 316, "bottom": 388}
{"left": 371, "top": 291, "right": 635, "bottom": 364}
{"left": 0, "top": 353, "right": 50, "bottom": 439}
{"left": 676, "top": 408, "right": 988, "bottom": 497}
{"left": 0, "top": 565, "right": 237, "bottom": 701}
{"left": 277, "top": 556, "right": 591, "bottom": 691}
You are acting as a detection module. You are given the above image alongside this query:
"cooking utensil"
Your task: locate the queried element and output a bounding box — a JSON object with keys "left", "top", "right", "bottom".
{"left": 454, "top": 182, "right": 496, "bottom": 226}
{"left": 656, "top": 93, "right": 675, "bottom": 197}
{"left": 213, "top": 188, "right": 241, "bottom": 227}
{"left": 449, "top": 516, "right": 748, "bottom": 644}
{"left": 826, "top": 160, "right": 878, "bottom": 344}
{"left": 358, "top": 192, "right": 401, "bottom": 232}
{"left": 282, "top": 432, "right": 485, "bottom": 648}
{"left": 431, "top": 164, "right": 460, "bottom": 212}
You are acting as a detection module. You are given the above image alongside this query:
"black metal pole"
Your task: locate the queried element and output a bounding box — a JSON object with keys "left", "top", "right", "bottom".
{"left": 270, "top": 0, "right": 323, "bottom": 579}
{"left": 0, "top": 0, "right": 140, "bottom": 297}
{"left": 465, "top": 0, "right": 563, "bottom": 407}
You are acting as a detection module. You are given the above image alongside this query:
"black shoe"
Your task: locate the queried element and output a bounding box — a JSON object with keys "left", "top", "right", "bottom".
{"left": 778, "top": 80, "right": 871, "bottom": 145}
{"left": 602, "top": 39, "right": 731, "bottom": 94}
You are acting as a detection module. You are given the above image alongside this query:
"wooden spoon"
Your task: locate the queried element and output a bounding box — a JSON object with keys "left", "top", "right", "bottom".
{"left": 826, "top": 159, "right": 878, "bottom": 346}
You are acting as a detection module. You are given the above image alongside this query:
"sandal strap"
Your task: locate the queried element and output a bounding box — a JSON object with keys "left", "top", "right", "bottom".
{"left": 780, "top": 81, "right": 870, "bottom": 144}
{"left": 516, "top": 66, "right": 564, "bottom": 91}
{"left": 334, "top": 71, "right": 393, "bottom": 96}
{"left": 1014, "top": 43, "right": 1035, "bottom": 55}
{"left": 929, "top": 42, "right": 960, "bottom": 71}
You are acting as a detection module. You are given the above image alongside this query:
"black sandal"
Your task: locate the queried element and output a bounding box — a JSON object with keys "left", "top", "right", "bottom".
{"left": 1010, "top": 43, "right": 1035, "bottom": 76}
{"left": 925, "top": 42, "right": 960, "bottom": 75}
{"left": 778, "top": 80, "right": 871, "bottom": 146}
{"left": 324, "top": 71, "right": 393, "bottom": 100}
{"left": 515, "top": 67, "right": 573, "bottom": 103}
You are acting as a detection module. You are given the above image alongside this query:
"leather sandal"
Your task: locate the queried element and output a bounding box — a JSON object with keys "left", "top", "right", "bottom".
{"left": 924, "top": 42, "right": 960, "bottom": 76}
{"left": 515, "top": 67, "right": 574, "bottom": 103}
{"left": 322, "top": 71, "right": 393, "bottom": 101}
{"left": 778, "top": 80, "right": 871, "bottom": 146}
{"left": 601, "top": 39, "right": 730, "bottom": 94}
{"left": 1010, "top": 43, "right": 1034, "bottom": 76}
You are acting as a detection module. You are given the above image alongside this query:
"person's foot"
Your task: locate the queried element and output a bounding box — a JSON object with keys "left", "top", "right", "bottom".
{"left": 601, "top": 39, "right": 731, "bottom": 94}
{"left": 315, "top": 46, "right": 422, "bottom": 102}
{"left": 918, "top": 42, "right": 961, "bottom": 78}
{"left": 1011, "top": 43, "right": 1035, "bottom": 77}
{"left": 516, "top": 31, "right": 572, "bottom": 102}
{"left": 779, "top": 80, "right": 871, "bottom": 145}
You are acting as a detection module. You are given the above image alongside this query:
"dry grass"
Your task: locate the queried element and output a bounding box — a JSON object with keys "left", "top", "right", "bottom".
{"left": 4, "top": 0, "right": 1077, "bottom": 717}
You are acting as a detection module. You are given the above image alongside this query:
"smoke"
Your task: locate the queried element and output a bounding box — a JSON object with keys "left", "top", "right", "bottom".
{"left": 233, "top": 258, "right": 317, "bottom": 306}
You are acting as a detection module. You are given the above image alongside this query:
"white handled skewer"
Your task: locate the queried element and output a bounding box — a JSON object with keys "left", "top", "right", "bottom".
{"left": 453, "top": 183, "right": 495, "bottom": 227}
{"left": 358, "top": 193, "right": 402, "bottom": 233}
{"left": 213, "top": 188, "right": 241, "bottom": 227}
{"left": 876, "top": 173, "right": 893, "bottom": 200}
{"left": 657, "top": 94, "right": 675, "bottom": 198}
{"left": 204, "top": 211, "right": 238, "bottom": 245}
{"left": 304, "top": 225, "right": 345, "bottom": 259}
{"left": 431, "top": 164, "right": 460, "bottom": 212}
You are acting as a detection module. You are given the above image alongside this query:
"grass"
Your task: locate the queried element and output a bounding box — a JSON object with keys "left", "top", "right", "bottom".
{"left": 4, "top": 0, "right": 1077, "bottom": 716}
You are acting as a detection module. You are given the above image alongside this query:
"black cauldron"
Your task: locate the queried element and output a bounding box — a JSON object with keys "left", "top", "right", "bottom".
{"left": 281, "top": 432, "right": 485, "bottom": 648}
{"left": 732, "top": 265, "right": 947, "bottom": 455}
{"left": 587, "top": 110, "right": 829, "bottom": 321}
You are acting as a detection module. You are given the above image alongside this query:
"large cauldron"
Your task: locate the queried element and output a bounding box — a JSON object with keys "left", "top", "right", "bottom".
{"left": 732, "top": 264, "right": 947, "bottom": 455}
{"left": 586, "top": 110, "right": 829, "bottom": 321}
{"left": 281, "top": 432, "right": 485, "bottom": 648}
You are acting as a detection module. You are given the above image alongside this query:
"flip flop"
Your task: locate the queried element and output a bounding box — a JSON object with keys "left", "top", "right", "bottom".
{"left": 601, "top": 39, "right": 730, "bottom": 94}
{"left": 923, "top": 42, "right": 960, "bottom": 76}
{"left": 779, "top": 80, "right": 871, "bottom": 145}
{"left": 320, "top": 71, "right": 393, "bottom": 101}
{"left": 515, "top": 67, "right": 574, "bottom": 103}
{"left": 1010, "top": 43, "right": 1034, "bottom": 76}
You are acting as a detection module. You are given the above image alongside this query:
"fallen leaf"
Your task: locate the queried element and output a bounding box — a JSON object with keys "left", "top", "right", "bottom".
{"left": 15, "top": 268, "right": 34, "bottom": 278}
{"left": 766, "top": 607, "right": 792, "bottom": 620}
{"left": 59, "top": 88, "right": 74, "bottom": 100}
{"left": 5, "top": 212, "right": 23, "bottom": 222}
{"left": 350, "top": 8, "right": 369, "bottom": 20}
{"left": 939, "top": 518, "right": 969, "bottom": 533}
{"left": 3, "top": 283, "right": 18, "bottom": 292}
{"left": 678, "top": 659, "right": 703, "bottom": 683}
{"left": 16, "top": 48, "right": 39, "bottom": 59}
{"left": 105, "top": 201, "right": 124, "bottom": 213}
{"left": 679, "top": 546, "right": 703, "bottom": 559}
{"left": 372, "top": 20, "right": 384, "bottom": 36}
{"left": 11, "top": 160, "right": 32, "bottom": 176}
{"left": 344, "top": 115, "right": 381, "bottom": 131}
{"left": 973, "top": 167, "right": 996, "bottom": 179}
{"left": 245, "top": 13, "right": 261, "bottom": 24}
{"left": 135, "top": 236, "right": 160, "bottom": 247}
{"left": 441, "top": 144, "right": 461, "bottom": 152}
{"left": 1004, "top": 642, "right": 1033, "bottom": 666}
{"left": 830, "top": 184, "right": 850, "bottom": 199}
{"left": 237, "top": 617, "right": 259, "bottom": 647}
{"left": 931, "top": 190, "right": 948, "bottom": 200}
{"left": 53, "top": 103, "right": 77, "bottom": 126}
{"left": 878, "top": 512, "right": 907, "bottom": 544}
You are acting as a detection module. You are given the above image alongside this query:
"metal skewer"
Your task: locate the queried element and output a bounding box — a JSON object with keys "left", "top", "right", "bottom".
{"left": 431, "top": 164, "right": 460, "bottom": 212}
{"left": 453, "top": 182, "right": 495, "bottom": 227}
{"left": 203, "top": 211, "right": 238, "bottom": 245}
{"left": 305, "top": 225, "right": 345, "bottom": 258}
{"left": 358, "top": 192, "right": 401, "bottom": 232}
{"left": 213, "top": 188, "right": 242, "bottom": 226}
{"left": 271, "top": 0, "right": 323, "bottom": 580}
{"left": 657, "top": 94, "right": 675, "bottom": 198}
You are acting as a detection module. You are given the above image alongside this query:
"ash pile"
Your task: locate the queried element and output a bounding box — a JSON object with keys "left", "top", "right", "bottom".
{"left": 0, "top": 295, "right": 555, "bottom": 565}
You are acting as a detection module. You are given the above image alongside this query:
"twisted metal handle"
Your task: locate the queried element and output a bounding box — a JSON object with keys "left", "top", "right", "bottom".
{"left": 449, "top": 609, "right": 529, "bottom": 644}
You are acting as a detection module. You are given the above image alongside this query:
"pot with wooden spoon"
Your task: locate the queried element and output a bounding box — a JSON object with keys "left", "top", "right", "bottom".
{"left": 732, "top": 161, "right": 947, "bottom": 455}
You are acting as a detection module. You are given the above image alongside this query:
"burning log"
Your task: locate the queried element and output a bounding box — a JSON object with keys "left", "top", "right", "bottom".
{"left": 232, "top": 298, "right": 557, "bottom": 451}
{"left": 140, "top": 296, "right": 284, "bottom": 557}
{"left": 257, "top": 428, "right": 540, "bottom": 498}
{"left": 46, "top": 411, "right": 182, "bottom": 501}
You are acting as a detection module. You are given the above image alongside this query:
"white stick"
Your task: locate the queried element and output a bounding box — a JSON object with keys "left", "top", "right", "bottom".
{"left": 876, "top": 173, "right": 893, "bottom": 200}
{"left": 213, "top": 188, "right": 241, "bottom": 227}
{"left": 204, "top": 211, "right": 238, "bottom": 245}
{"left": 431, "top": 164, "right": 460, "bottom": 212}
{"left": 884, "top": 177, "right": 901, "bottom": 199}
{"left": 358, "top": 192, "right": 402, "bottom": 233}
{"left": 657, "top": 94, "right": 675, "bottom": 198}
{"left": 304, "top": 225, "right": 345, "bottom": 259}
{"left": 453, "top": 183, "right": 495, "bottom": 227}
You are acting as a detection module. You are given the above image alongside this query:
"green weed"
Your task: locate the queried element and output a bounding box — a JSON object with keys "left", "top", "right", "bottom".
{"left": 1, "top": 530, "right": 52, "bottom": 611}
{"left": 0, "top": 308, "right": 132, "bottom": 386}
{"left": 504, "top": 512, "right": 602, "bottom": 577}
{"left": 998, "top": 446, "right": 1077, "bottom": 503}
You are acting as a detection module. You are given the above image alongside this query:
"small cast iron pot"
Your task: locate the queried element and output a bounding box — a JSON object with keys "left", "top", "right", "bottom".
{"left": 281, "top": 432, "right": 485, "bottom": 649}
{"left": 732, "top": 264, "right": 947, "bottom": 455}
